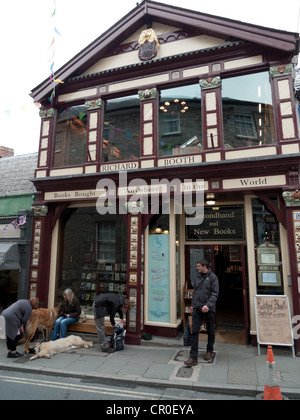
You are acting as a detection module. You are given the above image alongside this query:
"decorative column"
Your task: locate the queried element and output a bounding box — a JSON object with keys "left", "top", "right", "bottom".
{"left": 29, "top": 205, "right": 49, "bottom": 305}
{"left": 85, "top": 98, "right": 102, "bottom": 174}
{"left": 200, "top": 76, "right": 223, "bottom": 152}
{"left": 126, "top": 209, "right": 144, "bottom": 345}
{"left": 138, "top": 88, "right": 158, "bottom": 168}
{"left": 270, "top": 65, "right": 298, "bottom": 144}
{"left": 36, "top": 108, "right": 55, "bottom": 178}
{"left": 282, "top": 191, "right": 300, "bottom": 357}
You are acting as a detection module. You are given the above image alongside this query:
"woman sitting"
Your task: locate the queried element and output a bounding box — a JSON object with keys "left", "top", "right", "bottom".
{"left": 52, "top": 289, "right": 81, "bottom": 340}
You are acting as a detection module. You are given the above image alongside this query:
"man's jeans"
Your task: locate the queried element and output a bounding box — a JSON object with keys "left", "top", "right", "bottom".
{"left": 93, "top": 304, "right": 109, "bottom": 350}
{"left": 51, "top": 316, "right": 77, "bottom": 340}
{"left": 190, "top": 308, "right": 215, "bottom": 360}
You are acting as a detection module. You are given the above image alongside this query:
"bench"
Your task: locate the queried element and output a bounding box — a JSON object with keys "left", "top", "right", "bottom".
{"left": 67, "top": 319, "right": 113, "bottom": 335}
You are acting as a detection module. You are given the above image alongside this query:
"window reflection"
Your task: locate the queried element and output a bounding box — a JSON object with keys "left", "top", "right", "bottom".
{"left": 53, "top": 105, "right": 87, "bottom": 167}
{"left": 102, "top": 95, "right": 141, "bottom": 162}
{"left": 222, "top": 72, "right": 275, "bottom": 149}
{"left": 159, "top": 84, "right": 202, "bottom": 156}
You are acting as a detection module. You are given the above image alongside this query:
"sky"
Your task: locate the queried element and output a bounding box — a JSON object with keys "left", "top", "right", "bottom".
{"left": 0, "top": 0, "right": 299, "bottom": 156}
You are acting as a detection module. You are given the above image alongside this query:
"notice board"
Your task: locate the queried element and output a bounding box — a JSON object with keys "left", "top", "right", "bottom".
{"left": 148, "top": 234, "right": 170, "bottom": 323}
{"left": 254, "top": 295, "right": 295, "bottom": 357}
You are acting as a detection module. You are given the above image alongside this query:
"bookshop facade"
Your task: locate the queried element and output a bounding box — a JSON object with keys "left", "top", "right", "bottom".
{"left": 29, "top": 2, "right": 300, "bottom": 349}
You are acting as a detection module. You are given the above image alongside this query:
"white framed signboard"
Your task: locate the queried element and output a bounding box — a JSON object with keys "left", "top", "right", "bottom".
{"left": 254, "top": 295, "right": 295, "bottom": 358}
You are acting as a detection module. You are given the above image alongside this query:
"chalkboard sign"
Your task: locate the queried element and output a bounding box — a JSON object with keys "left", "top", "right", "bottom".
{"left": 254, "top": 295, "right": 295, "bottom": 358}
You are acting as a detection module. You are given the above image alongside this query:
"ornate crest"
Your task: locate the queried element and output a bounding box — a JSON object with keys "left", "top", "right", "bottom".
{"left": 138, "top": 28, "right": 160, "bottom": 61}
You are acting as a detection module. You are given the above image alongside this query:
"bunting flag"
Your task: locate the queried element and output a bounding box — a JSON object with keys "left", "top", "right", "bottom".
{"left": 48, "top": 0, "right": 63, "bottom": 104}
{"left": 104, "top": 122, "right": 139, "bottom": 140}
{"left": 2, "top": 215, "right": 27, "bottom": 233}
{"left": 11, "top": 220, "right": 19, "bottom": 230}
{"left": 18, "top": 215, "right": 27, "bottom": 226}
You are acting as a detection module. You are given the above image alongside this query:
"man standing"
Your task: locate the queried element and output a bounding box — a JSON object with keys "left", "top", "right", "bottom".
{"left": 93, "top": 293, "right": 130, "bottom": 353}
{"left": 185, "top": 260, "right": 219, "bottom": 366}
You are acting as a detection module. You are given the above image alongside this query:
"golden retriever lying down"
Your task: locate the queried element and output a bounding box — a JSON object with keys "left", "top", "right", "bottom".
{"left": 30, "top": 335, "right": 94, "bottom": 360}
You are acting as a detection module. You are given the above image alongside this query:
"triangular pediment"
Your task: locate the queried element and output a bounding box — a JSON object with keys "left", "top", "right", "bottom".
{"left": 83, "top": 22, "right": 231, "bottom": 77}
{"left": 31, "top": 0, "right": 298, "bottom": 103}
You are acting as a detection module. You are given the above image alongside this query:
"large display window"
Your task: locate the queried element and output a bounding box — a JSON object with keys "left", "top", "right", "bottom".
{"left": 102, "top": 94, "right": 141, "bottom": 162}
{"left": 56, "top": 208, "right": 127, "bottom": 315}
{"left": 159, "top": 84, "right": 202, "bottom": 157}
{"left": 53, "top": 105, "right": 88, "bottom": 167}
{"left": 222, "top": 72, "right": 275, "bottom": 149}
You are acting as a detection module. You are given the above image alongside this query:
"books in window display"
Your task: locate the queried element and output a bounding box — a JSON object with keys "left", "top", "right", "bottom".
{"left": 79, "top": 293, "right": 96, "bottom": 301}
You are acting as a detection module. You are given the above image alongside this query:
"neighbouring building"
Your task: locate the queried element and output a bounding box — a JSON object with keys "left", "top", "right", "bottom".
{"left": 0, "top": 146, "right": 14, "bottom": 159}
{"left": 0, "top": 153, "right": 37, "bottom": 311}
{"left": 29, "top": 1, "right": 300, "bottom": 351}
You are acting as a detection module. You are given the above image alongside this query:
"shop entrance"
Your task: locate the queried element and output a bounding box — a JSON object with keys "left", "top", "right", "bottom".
{"left": 185, "top": 245, "right": 249, "bottom": 345}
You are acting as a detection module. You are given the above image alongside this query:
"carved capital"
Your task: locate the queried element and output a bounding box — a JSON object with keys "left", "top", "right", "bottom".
{"left": 282, "top": 191, "right": 300, "bottom": 207}
{"left": 85, "top": 98, "right": 102, "bottom": 110}
{"left": 39, "top": 108, "right": 55, "bottom": 119}
{"left": 200, "top": 76, "right": 222, "bottom": 90}
{"left": 270, "top": 64, "right": 293, "bottom": 78}
{"left": 32, "top": 205, "right": 48, "bottom": 217}
{"left": 138, "top": 88, "right": 158, "bottom": 101}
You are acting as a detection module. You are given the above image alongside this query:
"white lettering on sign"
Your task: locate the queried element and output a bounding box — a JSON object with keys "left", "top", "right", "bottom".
{"left": 101, "top": 162, "right": 139, "bottom": 172}
{"left": 158, "top": 155, "right": 202, "bottom": 167}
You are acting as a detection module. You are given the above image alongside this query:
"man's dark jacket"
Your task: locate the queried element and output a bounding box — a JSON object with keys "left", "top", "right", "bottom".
{"left": 191, "top": 269, "right": 219, "bottom": 313}
{"left": 94, "top": 293, "right": 126, "bottom": 326}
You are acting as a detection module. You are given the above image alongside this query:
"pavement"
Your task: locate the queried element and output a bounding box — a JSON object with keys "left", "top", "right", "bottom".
{"left": 1, "top": 334, "right": 300, "bottom": 399}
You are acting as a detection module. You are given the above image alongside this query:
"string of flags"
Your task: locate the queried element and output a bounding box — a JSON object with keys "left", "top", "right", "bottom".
{"left": 48, "top": 0, "right": 64, "bottom": 104}
{"left": 2, "top": 2, "right": 63, "bottom": 117}
{"left": 3, "top": 215, "right": 27, "bottom": 233}
{"left": 103, "top": 122, "right": 140, "bottom": 141}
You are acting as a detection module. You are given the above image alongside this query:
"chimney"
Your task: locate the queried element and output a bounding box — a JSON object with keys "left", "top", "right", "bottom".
{"left": 0, "top": 146, "right": 14, "bottom": 158}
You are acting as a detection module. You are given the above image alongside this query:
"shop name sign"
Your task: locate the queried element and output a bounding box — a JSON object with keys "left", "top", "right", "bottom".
{"left": 44, "top": 189, "right": 106, "bottom": 201}
{"left": 186, "top": 206, "right": 245, "bottom": 241}
{"left": 223, "top": 175, "right": 286, "bottom": 190}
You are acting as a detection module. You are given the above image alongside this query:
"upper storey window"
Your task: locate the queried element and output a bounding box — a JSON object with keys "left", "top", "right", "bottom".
{"left": 159, "top": 84, "right": 202, "bottom": 157}
{"left": 222, "top": 72, "right": 275, "bottom": 149}
{"left": 102, "top": 94, "right": 141, "bottom": 162}
{"left": 53, "top": 105, "right": 87, "bottom": 167}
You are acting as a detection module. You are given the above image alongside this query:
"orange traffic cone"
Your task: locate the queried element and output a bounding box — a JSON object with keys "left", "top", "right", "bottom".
{"left": 263, "top": 346, "right": 283, "bottom": 400}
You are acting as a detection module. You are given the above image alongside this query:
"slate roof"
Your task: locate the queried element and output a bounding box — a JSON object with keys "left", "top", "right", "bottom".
{"left": 0, "top": 153, "right": 38, "bottom": 197}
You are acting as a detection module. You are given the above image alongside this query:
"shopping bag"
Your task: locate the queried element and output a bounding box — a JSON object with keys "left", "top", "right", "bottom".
{"left": 0, "top": 315, "right": 6, "bottom": 340}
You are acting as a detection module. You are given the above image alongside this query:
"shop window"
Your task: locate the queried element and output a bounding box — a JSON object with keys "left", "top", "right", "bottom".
{"left": 0, "top": 270, "right": 18, "bottom": 312}
{"left": 57, "top": 209, "right": 127, "bottom": 315}
{"left": 53, "top": 105, "right": 87, "bottom": 167}
{"left": 159, "top": 84, "right": 202, "bottom": 157}
{"left": 252, "top": 198, "right": 284, "bottom": 294}
{"left": 222, "top": 72, "right": 275, "bottom": 149}
{"left": 96, "top": 221, "right": 116, "bottom": 263}
{"left": 102, "top": 94, "right": 141, "bottom": 162}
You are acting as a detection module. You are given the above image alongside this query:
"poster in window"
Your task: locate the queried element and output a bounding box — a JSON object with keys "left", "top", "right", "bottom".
{"left": 148, "top": 234, "right": 170, "bottom": 323}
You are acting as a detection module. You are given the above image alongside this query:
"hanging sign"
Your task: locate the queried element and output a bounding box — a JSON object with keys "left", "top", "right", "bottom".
{"left": 254, "top": 295, "right": 295, "bottom": 357}
{"left": 257, "top": 243, "right": 281, "bottom": 286}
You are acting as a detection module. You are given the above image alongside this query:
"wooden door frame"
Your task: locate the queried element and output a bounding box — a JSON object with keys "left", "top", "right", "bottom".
{"left": 184, "top": 244, "right": 250, "bottom": 343}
